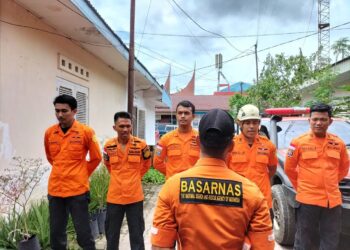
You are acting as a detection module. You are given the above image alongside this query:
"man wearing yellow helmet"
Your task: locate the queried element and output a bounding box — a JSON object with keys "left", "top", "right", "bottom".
{"left": 227, "top": 104, "right": 277, "bottom": 213}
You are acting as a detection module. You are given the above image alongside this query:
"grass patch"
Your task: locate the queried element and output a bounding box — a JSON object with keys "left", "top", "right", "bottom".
{"left": 142, "top": 167, "right": 165, "bottom": 184}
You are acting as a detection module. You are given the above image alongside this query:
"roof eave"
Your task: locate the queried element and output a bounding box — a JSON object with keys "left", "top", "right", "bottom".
{"left": 70, "top": 0, "right": 162, "bottom": 93}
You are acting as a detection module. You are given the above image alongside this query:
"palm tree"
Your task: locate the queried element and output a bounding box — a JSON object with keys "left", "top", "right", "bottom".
{"left": 331, "top": 37, "right": 350, "bottom": 62}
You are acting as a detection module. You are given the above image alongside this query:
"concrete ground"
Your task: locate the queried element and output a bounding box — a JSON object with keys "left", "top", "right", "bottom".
{"left": 96, "top": 184, "right": 291, "bottom": 250}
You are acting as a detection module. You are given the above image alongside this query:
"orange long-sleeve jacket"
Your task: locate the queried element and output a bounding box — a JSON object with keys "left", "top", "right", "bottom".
{"left": 285, "top": 132, "right": 349, "bottom": 208}
{"left": 103, "top": 136, "right": 151, "bottom": 204}
{"left": 153, "top": 128, "right": 200, "bottom": 179}
{"left": 44, "top": 120, "right": 102, "bottom": 197}
{"left": 227, "top": 134, "right": 278, "bottom": 208}
{"left": 151, "top": 158, "right": 274, "bottom": 250}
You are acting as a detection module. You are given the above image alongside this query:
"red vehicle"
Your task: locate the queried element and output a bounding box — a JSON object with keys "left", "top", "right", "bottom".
{"left": 260, "top": 107, "right": 350, "bottom": 248}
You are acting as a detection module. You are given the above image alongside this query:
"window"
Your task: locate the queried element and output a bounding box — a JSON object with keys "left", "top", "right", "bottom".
{"left": 137, "top": 109, "right": 146, "bottom": 139}
{"left": 132, "top": 107, "right": 146, "bottom": 139}
{"left": 56, "top": 77, "right": 89, "bottom": 124}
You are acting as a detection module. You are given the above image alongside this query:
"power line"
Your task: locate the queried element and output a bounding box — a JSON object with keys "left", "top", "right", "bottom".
{"left": 3, "top": 16, "right": 349, "bottom": 57}
{"left": 167, "top": 0, "right": 212, "bottom": 57}
{"left": 160, "top": 20, "right": 350, "bottom": 78}
{"left": 132, "top": 45, "right": 218, "bottom": 82}
{"left": 57, "top": 0, "right": 85, "bottom": 18}
{"left": 171, "top": 0, "right": 243, "bottom": 53}
{"left": 2, "top": 14, "right": 349, "bottom": 80}
{"left": 133, "top": 44, "right": 188, "bottom": 70}
{"left": 164, "top": 45, "right": 255, "bottom": 78}
{"left": 0, "top": 16, "right": 236, "bottom": 82}
{"left": 121, "top": 27, "right": 350, "bottom": 39}
{"left": 301, "top": 0, "right": 315, "bottom": 48}
{"left": 0, "top": 18, "right": 112, "bottom": 47}
{"left": 136, "top": 0, "right": 152, "bottom": 58}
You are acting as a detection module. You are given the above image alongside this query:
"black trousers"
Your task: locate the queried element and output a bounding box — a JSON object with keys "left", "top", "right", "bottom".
{"left": 294, "top": 203, "right": 341, "bottom": 250}
{"left": 105, "top": 201, "right": 145, "bottom": 250}
{"left": 48, "top": 192, "right": 95, "bottom": 250}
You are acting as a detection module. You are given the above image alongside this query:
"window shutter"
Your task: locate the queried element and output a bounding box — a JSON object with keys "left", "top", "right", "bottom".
{"left": 58, "top": 86, "right": 73, "bottom": 96}
{"left": 137, "top": 110, "right": 146, "bottom": 139}
{"left": 56, "top": 77, "right": 89, "bottom": 125}
{"left": 76, "top": 91, "right": 87, "bottom": 124}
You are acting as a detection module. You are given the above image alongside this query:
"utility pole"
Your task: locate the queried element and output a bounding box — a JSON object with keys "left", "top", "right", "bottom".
{"left": 127, "top": 0, "right": 136, "bottom": 115}
{"left": 254, "top": 43, "right": 259, "bottom": 84}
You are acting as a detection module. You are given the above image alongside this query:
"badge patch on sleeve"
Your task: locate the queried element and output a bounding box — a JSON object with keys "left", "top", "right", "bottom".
{"left": 180, "top": 177, "right": 243, "bottom": 207}
{"left": 156, "top": 145, "right": 163, "bottom": 156}
{"left": 287, "top": 144, "right": 296, "bottom": 157}
{"left": 142, "top": 146, "right": 151, "bottom": 159}
{"left": 103, "top": 149, "right": 109, "bottom": 161}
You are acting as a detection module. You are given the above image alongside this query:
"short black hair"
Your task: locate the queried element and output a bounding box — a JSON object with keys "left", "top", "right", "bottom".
{"left": 53, "top": 94, "right": 77, "bottom": 110}
{"left": 201, "top": 130, "right": 233, "bottom": 157}
{"left": 199, "top": 109, "right": 235, "bottom": 157}
{"left": 114, "top": 111, "right": 132, "bottom": 123}
{"left": 310, "top": 103, "right": 332, "bottom": 117}
{"left": 176, "top": 100, "right": 195, "bottom": 114}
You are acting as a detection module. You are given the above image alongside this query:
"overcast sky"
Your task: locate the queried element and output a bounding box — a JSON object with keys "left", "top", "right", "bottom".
{"left": 90, "top": 0, "right": 350, "bottom": 94}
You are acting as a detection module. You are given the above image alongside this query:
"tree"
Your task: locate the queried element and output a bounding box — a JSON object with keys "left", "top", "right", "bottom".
{"left": 247, "top": 50, "right": 313, "bottom": 110}
{"left": 311, "top": 66, "right": 336, "bottom": 104}
{"left": 331, "top": 37, "right": 350, "bottom": 62}
{"left": 228, "top": 94, "right": 252, "bottom": 118}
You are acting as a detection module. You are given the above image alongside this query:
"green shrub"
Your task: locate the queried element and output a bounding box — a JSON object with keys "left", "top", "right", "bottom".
{"left": 25, "top": 199, "right": 50, "bottom": 249}
{"left": 142, "top": 167, "right": 165, "bottom": 184}
{"left": 89, "top": 165, "right": 110, "bottom": 212}
{"left": 0, "top": 212, "right": 24, "bottom": 249}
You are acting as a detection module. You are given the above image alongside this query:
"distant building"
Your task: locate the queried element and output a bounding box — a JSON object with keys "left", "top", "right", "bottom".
{"left": 216, "top": 81, "right": 252, "bottom": 95}
{"left": 301, "top": 56, "right": 350, "bottom": 118}
{"left": 156, "top": 70, "right": 252, "bottom": 125}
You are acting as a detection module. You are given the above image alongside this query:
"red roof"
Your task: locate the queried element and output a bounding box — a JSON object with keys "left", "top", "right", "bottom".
{"left": 172, "top": 70, "right": 195, "bottom": 96}
{"left": 156, "top": 94, "right": 233, "bottom": 112}
{"left": 157, "top": 68, "right": 235, "bottom": 112}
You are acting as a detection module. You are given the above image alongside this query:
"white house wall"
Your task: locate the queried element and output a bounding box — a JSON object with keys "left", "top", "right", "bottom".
{"left": 0, "top": 0, "right": 127, "bottom": 167}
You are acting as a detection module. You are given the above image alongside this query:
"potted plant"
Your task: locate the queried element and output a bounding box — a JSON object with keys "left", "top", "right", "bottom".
{"left": 89, "top": 165, "right": 110, "bottom": 235}
{"left": 0, "top": 157, "right": 48, "bottom": 250}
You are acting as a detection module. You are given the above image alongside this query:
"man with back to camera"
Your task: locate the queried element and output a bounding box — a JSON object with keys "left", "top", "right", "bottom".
{"left": 151, "top": 109, "right": 274, "bottom": 250}
{"left": 103, "top": 111, "right": 151, "bottom": 250}
{"left": 285, "top": 103, "right": 349, "bottom": 250}
{"left": 44, "top": 94, "right": 102, "bottom": 250}
{"left": 153, "top": 100, "right": 200, "bottom": 179}
{"left": 227, "top": 104, "right": 277, "bottom": 217}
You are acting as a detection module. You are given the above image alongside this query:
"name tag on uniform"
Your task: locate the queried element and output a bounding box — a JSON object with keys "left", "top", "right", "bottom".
{"left": 180, "top": 177, "right": 243, "bottom": 207}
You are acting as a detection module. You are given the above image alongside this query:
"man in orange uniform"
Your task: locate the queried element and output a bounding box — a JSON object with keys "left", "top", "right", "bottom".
{"left": 103, "top": 111, "right": 151, "bottom": 250}
{"left": 153, "top": 100, "right": 200, "bottom": 179}
{"left": 285, "top": 103, "right": 349, "bottom": 250}
{"left": 44, "top": 94, "right": 102, "bottom": 250}
{"left": 151, "top": 109, "right": 274, "bottom": 250}
{"left": 227, "top": 104, "right": 277, "bottom": 212}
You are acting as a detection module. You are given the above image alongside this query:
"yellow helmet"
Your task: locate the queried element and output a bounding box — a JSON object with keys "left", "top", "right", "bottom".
{"left": 237, "top": 104, "right": 261, "bottom": 121}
